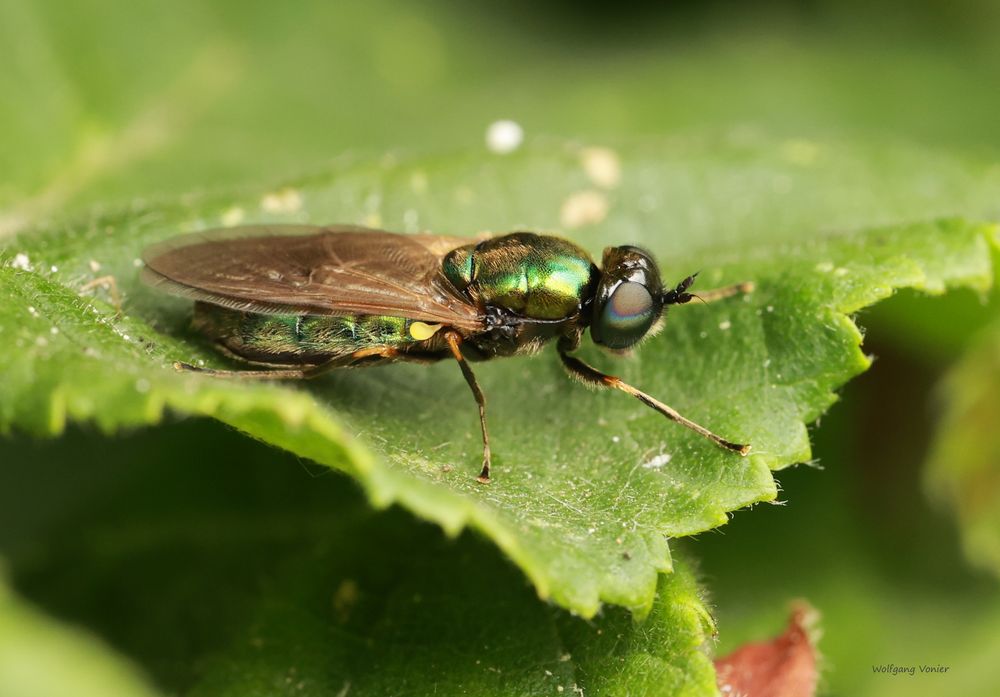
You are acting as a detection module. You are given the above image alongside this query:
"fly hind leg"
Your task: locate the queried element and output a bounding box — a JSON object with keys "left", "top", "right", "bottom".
{"left": 173, "top": 362, "right": 322, "bottom": 379}
{"left": 80, "top": 275, "right": 123, "bottom": 316}
{"left": 173, "top": 346, "right": 399, "bottom": 380}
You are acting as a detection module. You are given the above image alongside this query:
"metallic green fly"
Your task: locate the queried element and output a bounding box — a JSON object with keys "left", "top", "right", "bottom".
{"left": 142, "top": 225, "right": 753, "bottom": 482}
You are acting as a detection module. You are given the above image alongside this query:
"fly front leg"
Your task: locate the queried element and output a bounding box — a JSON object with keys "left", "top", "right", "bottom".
{"left": 557, "top": 343, "right": 750, "bottom": 456}
{"left": 663, "top": 273, "right": 755, "bottom": 306}
{"left": 444, "top": 331, "right": 492, "bottom": 484}
{"left": 694, "top": 281, "right": 755, "bottom": 303}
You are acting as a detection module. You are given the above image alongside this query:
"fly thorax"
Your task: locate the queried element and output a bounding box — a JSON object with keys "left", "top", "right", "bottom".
{"left": 463, "top": 306, "right": 554, "bottom": 359}
{"left": 444, "top": 233, "right": 597, "bottom": 321}
{"left": 442, "top": 244, "right": 476, "bottom": 292}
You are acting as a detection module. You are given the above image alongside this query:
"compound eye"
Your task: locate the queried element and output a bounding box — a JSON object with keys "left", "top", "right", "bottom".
{"left": 596, "top": 281, "right": 655, "bottom": 349}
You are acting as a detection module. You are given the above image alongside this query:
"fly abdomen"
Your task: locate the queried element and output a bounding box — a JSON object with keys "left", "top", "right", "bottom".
{"left": 192, "top": 302, "right": 445, "bottom": 365}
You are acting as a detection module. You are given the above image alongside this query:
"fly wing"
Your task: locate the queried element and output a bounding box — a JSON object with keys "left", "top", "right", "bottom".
{"left": 142, "top": 224, "right": 484, "bottom": 330}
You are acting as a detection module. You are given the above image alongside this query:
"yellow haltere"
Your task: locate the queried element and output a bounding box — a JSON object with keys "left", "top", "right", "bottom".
{"left": 409, "top": 321, "right": 443, "bottom": 340}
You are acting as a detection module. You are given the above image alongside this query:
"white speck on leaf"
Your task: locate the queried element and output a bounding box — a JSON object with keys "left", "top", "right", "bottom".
{"left": 642, "top": 452, "right": 672, "bottom": 469}
{"left": 27, "top": 306, "right": 38, "bottom": 317}
{"left": 132, "top": 258, "right": 143, "bottom": 268}
{"left": 485, "top": 119, "right": 523, "bottom": 154}
{"left": 221, "top": 206, "right": 245, "bottom": 227}
{"left": 580, "top": 147, "right": 621, "bottom": 189}
{"left": 11, "top": 253, "right": 32, "bottom": 271}
{"left": 50, "top": 265, "right": 59, "bottom": 273}
{"left": 560, "top": 190, "right": 609, "bottom": 229}
{"left": 261, "top": 188, "right": 303, "bottom": 214}
{"left": 719, "top": 319, "right": 732, "bottom": 331}
{"left": 88, "top": 259, "right": 102, "bottom": 272}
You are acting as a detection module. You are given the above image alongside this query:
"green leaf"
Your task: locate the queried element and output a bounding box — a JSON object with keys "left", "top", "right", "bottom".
{"left": 2, "top": 136, "right": 998, "bottom": 617}
{"left": 697, "top": 354, "right": 1000, "bottom": 697}
{"left": 0, "top": 573, "right": 161, "bottom": 697}
{"left": 926, "top": 319, "right": 1000, "bottom": 577}
{"left": 3, "top": 425, "right": 718, "bottom": 697}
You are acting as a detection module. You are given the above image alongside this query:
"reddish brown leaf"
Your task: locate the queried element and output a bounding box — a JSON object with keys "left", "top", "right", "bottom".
{"left": 715, "top": 603, "right": 820, "bottom": 697}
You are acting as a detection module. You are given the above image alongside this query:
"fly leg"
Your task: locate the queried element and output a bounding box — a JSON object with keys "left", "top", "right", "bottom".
{"left": 558, "top": 344, "right": 750, "bottom": 456}
{"left": 663, "top": 273, "right": 754, "bottom": 306}
{"left": 444, "top": 331, "right": 492, "bottom": 484}
{"left": 694, "top": 281, "right": 755, "bottom": 303}
{"left": 173, "top": 346, "right": 398, "bottom": 379}
{"left": 80, "top": 275, "right": 123, "bottom": 315}
{"left": 173, "top": 362, "right": 325, "bottom": 379}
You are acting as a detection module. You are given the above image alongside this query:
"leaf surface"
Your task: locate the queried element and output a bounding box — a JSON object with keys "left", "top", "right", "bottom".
{"left": 3, "top": 425, "right": 718, "bottom": 697}
{"left": 2, "top": 136, "right": 998, "bottom": 616}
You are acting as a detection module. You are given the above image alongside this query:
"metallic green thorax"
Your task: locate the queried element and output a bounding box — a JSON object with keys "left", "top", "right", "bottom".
{"left": 443, "top": 233, "right": 597, "bottom": 321}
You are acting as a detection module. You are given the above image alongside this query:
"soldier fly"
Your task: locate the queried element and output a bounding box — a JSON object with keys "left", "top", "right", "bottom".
{"left": 142, "top": 225, "right": 753, "bottom": 482}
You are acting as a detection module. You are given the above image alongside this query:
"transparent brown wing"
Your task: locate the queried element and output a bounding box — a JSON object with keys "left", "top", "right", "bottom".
{"left": 141, "top": 224, "right": 485, "bottom": 330}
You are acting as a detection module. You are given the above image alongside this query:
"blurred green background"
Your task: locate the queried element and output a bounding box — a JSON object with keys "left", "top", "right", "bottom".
{"left": 3, "top": 1, "right": 1000, "bottom": 695}
{"left": 4, "top": 0, "right": 1000, "bottom": 219}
